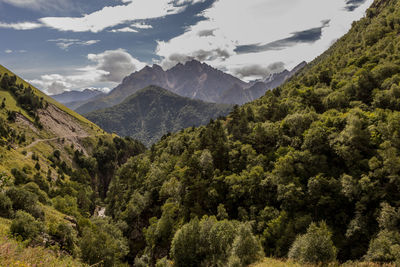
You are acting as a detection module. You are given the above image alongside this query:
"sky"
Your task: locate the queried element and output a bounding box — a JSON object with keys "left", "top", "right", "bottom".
{"left": 0, "top": 0, "right": 373, "bottom": 95}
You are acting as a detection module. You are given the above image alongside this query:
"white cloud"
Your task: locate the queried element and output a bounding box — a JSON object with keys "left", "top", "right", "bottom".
{"left": 4, "top": 49, "right": 27, "bottom": 54}
{"left": 29, "top": 49, "right": 146, "bottom": 94}
{"left": 0, "top": 0, "right": 75, "bottom": 12}
{"left": 0, "top": 21, "right": 42, "bottom": 30}
{"left": 131, "top": 22, "right": 153, "bottom": 29}
{"left": 156, "top": 0, "right": 374, "bottom": 80}
{"left": 38, "top": 0, "right": 200, "bottom": 33}
{"left": 110, "top": 27, "right": 138, "bottom": 33}
{"left": 87, "top": 48, "right": 146, "bottom": 82}
{"left": 48, "top": 38, "right": 100, "bottom": 50}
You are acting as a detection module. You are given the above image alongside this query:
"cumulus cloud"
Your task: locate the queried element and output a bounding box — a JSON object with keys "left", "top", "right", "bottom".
{"left": 87, "top": 49, "right": 145, "bottom": 82}
{"left": 232, "top": 62, "right": 285, "bottom": 79}
{"left": 156, "top": 0, "right": 374, "bottom": 80}
{"left": 160, "top": 48, "right": 231, "bottom": 69}
{"left": 48, "top": 39, "right": 100, "bottom": 50}
{"left": 29, "top": 49, "right": 145, "bottom": 94}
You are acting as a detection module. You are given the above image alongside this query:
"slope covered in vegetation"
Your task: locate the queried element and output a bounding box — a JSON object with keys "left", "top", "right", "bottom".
{"left": 0, "top": 65, "right": 146, "bottom": 266}
{"left": 85, "top": 86, "right": 233, "bottom": 146}
{"left": 100, "top": 0, "right": 400, "bottom": 265}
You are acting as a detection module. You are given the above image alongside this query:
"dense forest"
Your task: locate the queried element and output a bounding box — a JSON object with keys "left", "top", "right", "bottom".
{"left": 1, "top": 0, "right": 400, "bottom": 266}
{"left": 100, "top": 0, "right": 400, "bottom": 265}
{"left": 86, "top": 86, "right": 233, "bottom": 146}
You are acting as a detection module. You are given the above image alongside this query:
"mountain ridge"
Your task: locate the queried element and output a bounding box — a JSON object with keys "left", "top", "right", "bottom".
{"left": 85, "top": 85, "right": 233, "bottom": 146}
{"left": 76, "top": 60, "right": 305, "bottom": 114}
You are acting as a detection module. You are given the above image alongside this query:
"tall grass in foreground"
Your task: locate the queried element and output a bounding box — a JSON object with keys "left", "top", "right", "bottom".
{"left": 251, "top": 258, "right": 397, "bottom": 267}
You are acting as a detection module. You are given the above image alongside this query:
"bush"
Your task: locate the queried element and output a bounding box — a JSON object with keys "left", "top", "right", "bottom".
{"left": 6, "top": 186, "right": 44, "bottom": 220}
{"left": 0, "top": 192, "right": 13, "bottom": 218}
{"left": 10, "top": 210, "right": 44, "bottom": 241}
{"left": 229, "top": 223, "right": 264, "bottom": 266}
{"left": 365, "top": 230, "right": 400, "bottom": 263}
{"left": 288, "top": 221, "right": 337, "bottom": 264}
{"left": 49, "top": 222, "right": 78, "bottom": 255}
{"left": 170, "top": 217, "right": 263, "bottom": 267}
{"left": 79, "top": 218, "right": 128, "bottom": 267}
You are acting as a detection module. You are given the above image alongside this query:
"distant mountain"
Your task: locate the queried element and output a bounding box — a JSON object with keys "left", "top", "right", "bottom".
{"left": 77, "top": 60, "right": 307, "bottom": 114}
{"left": 76, "top": 60, "right": 247, "bottom": 114}
{"left": 85, "top": 85, "right": 233, "bottom": 146}
{"left": 51, "top": 89, "right": 105, "bottom": 109}
{"left": 244, "top": 61, "right": 307, "bottom": 100}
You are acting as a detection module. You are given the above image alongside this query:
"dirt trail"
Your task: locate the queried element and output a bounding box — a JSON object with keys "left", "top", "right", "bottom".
{"left": 23, "top": 134, "right": 90, "bottom": 150}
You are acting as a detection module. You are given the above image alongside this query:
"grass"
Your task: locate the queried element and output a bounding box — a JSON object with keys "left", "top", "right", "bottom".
{"left": 0, "top": 218, "right": 86, "bottom": 267}
{"left": 252, "top": 258, "right": 398, "bottom": 267}
{"left": 0, "top": 89, "right": 32, "bottom": 121}
{"left": 0, "top": 64, "right": 102, "bottom": 134}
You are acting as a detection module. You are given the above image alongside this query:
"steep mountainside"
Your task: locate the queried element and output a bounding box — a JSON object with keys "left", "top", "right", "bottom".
{"left": 101, "top": 0, "right": 400, "bottom": 265}
{"left": 239, "top": 61, "right": 307, "bottom": 103}
{"left": 0, "top": 64, "right": 145, "bottom": 266}
{"left": 77, "top": 60, "right": 306, "bottom": 114}
{"left": 85, "top": 86, "right": 233, "bottom": 146}
{"left": 77, "top": 60, "right": 246, "bottom": 114}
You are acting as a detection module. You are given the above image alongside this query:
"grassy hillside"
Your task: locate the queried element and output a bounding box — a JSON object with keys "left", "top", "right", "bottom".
{"left": 0, "top": 217, "right": 86, "bottom": 266}
{"left": 85, "top": 86, "right": 233, "bottom": 146}
{"left": 0, "top": 64, "right": 145, "bottom": 266}
{"left": 0, "top": 64, "right": 101, "bottom": 130}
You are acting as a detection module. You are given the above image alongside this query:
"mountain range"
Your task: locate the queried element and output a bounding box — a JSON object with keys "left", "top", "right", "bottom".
{"left": 1, "top": 0, "right": 396, "bottom": 266}
{"left": 76, "top": 60, "right": 306, "bottom": 114}
{"left": 51, "top": 89, "right": 105, "bottom": 110}
{"left": 85, "top": 86, "right": 233, "bottom": 146}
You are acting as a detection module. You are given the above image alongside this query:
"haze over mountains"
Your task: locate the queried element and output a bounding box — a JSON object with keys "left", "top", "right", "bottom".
{"left": 51, "top": 89, "right": 106, "bottom": 110}
{"left": 76, "top": 60, "right": 306, "bottom": 114}
{"left": 86, "top": 86, "right": 233, "bottom": 146}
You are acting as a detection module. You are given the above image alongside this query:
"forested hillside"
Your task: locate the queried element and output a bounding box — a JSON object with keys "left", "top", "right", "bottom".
{"left": 0, "top": 65, "right": 145, "bottom": 266}
{"left": 1, "top": 0, "right": 400, "bottom": 266}
{"left": 101, "top": 0, "right": 400, "bottom": 265}
{"left": 86, "top": 86, "right": 233, "bottom": 146}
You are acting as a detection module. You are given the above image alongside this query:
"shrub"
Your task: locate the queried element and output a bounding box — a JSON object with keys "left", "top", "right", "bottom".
{"left": 79, "top": 218, "right": 128, "bottom": 267}
{"left": 170, "top": 217, "right": 263, "bottom": 267}
{"left": 229, "top": 223, "right": 264, "bottom": 266}
{"left": 49, "top": 222, "right": 78, "bottom": 255}
{"left": 365, "top": 230, "right": 400, "bottom": 263}
{"left": 0, "top": 192, "right": 13, "bottom": 218}
{"left": 288, "top": 221, "right": 337, "bottom": 264}
{"left": 6, "top": 186, "right": 44, "bottom": 220}
{"left": 10, "top": 210, "right": 44, "bottom": 241}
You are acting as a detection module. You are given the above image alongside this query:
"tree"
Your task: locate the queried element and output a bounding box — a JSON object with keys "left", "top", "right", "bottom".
{"left": 10, "top": 210, "right": 43, "bottom": 241}
{"left": 288, "top": 222, "right": 337, "bottom": 264}
{"left": 80, "top": 218, "right": 128, "bottom": 267}
{"left": 365, "top": 230, "right": 400, "bottom": 263}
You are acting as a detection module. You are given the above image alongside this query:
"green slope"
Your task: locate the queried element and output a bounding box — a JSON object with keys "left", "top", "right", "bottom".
{"left": 0, "top": 64, "right": 101, "bottom": 131}
{"left": 85, "top": 85, "right": 233, "bottom": 146}
{"left": 0, "top": 65, "right": 146, "bottom": 266}
{"left": 102, "top": 0, "right": 400, "bottom": 265}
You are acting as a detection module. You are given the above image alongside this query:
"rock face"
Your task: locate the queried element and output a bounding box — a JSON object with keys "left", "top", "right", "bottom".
{"left": 77, "top": 60, "right": 307, "bottom": 114}
{"left": 76, "top": 60, "right": 247, "bottom": 114}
